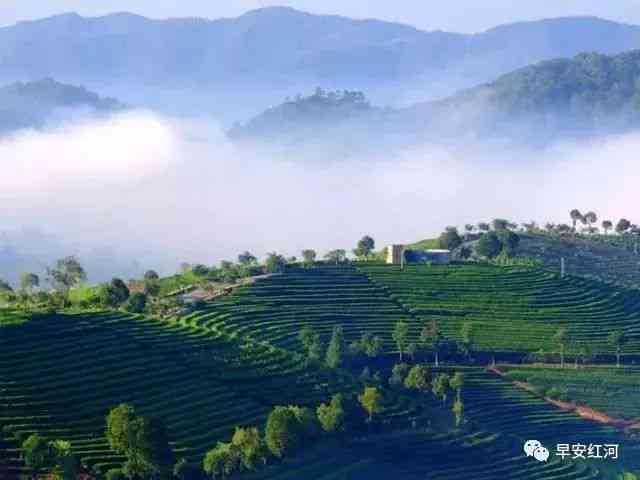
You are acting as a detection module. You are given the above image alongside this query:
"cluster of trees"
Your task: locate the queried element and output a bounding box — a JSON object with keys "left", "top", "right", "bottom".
{"left": 20, "top": 434, "right": 80, "bottom": 480}
{"left": 105, "top": 404, "right": 174, "bottom": 480}
{"left": 438, "top": 221, "right": 520, "bottom": 260}
{"left": 389, "top": 364, "right": 466, "bottom": 427}
{"left": 202, "top": 386, "right": 382, "bottom": 479}
{"left": 545, "top": 327, "right": 629, "bottom": 369}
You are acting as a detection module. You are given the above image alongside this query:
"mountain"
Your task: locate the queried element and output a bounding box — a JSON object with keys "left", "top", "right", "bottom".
{"left": 233, "top": 49, "right": 640, "bottom": 144}
{"left": 2, "top": 9, "right": 640, "bottom": 107}
{"left": 0, "top": 78, "right": 123, "bottom": 133}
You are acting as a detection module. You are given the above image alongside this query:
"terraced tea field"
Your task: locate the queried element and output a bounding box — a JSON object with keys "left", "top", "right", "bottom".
{"left": 360, "top": 263, "right": 640, "bottom": 355}
{"left": 500, "top": 365, "right": 640, "bottom": 420}
{"left": 0, "top": 311, "right": 349, "bottom": 476}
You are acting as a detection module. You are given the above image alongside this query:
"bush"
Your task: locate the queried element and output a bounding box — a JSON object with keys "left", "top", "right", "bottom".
{"left": 123, "top": 293, "right": 147, "bottom": 313}
{"left": 105, "top": 468, "right": 126, "bottom": 480}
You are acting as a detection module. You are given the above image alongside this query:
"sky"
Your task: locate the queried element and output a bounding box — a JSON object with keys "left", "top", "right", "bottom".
{"left": 1, "top": 0, "right": 640, "bottom": 32}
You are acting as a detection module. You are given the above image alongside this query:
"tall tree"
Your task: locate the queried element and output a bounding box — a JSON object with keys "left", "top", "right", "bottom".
{"left": 47, "top": 256, "right": 86, "bottom": 292}
{"left": 449, "top": 372, "right": 465, "bottom": 402}
{"left": 301, "top": 249, "right": 317, "bottom": 267}
{"left": 404, "top": 364, "right": 430, "bottom": 392}
{"left": 421, "top": 320, "right": 444, "bottom": 367}
{"left": 583, "top": 211, "right": 597, "bottom": 232}
{"left": 358, "top": 387, "right": 383, "bottom": 422}
{"left": 392, "top": 320, "right": 410, "bottom": 361}
{"left": 616, "top": 218, "right": 631, "bottom": 234}
{"left": 325, "top": 325, "right": 345, "bottom": 368}
{"left": 264, "top": 406, "right": 300, "bottom": 458}
{"left": 298, "top": 325, "right": 322, "bottom": 363}
{"left": 237, "top": 252, "right": 257, "bottom": 266}
{"left": 570, "top": 209, "right": 583, "bottom": 232}
{"left": 476, "top": 231, "right": 502, "bottom": 258}
{"left": 353, "top": 236, "right": 375, "bottom": 260}
{"left": 144, "top": 270, "right": 160, "bottom": 281}
{"left": 608, "top": 330, "right": 627, "bottom": 368}
{"left": 21, "top": 434, "right": 51, "bottom": 479}
{"left": 265, "top": 252, "right": 287, "bottom": 273}
{"left": 461, "top": 322, "right": 474, "bottom": 358}
{"left": 602, "top": 220, "right": 613, "bottom": 235}
{"left": 439, "top": 227, "right": 462, "bottom": 250}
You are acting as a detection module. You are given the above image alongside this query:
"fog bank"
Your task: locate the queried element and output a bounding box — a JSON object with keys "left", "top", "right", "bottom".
{"left": 1, "top": 111, "right": 638, "bottom": 283}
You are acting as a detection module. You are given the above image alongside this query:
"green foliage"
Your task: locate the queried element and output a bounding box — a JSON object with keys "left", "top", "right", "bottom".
{"left": 439, "top": 227, "right": 462, "bottom": 251}
{"left": 452, "top": 398, "right": 464, "bottom": 427}
{"left": 352, "top": 331, "right": 384, "bottom": 358}
{"left": 392, "top": 320, "right": 410, "bottom": 361}
{"left": 389, "top": 363, "right": 410, "bottom": 387}
{"left": 203, "top": 442, "right": 239, "bottom": 479}
{"left": 432, "top": 373, "right": 451, "bottom": 404}
{"left": 105, "top": 468, "right": 126, "bottom": 480}
{"left": 298, "top": 325, "right": 323, "bottom": 363}
{"left": 231, "top": 427, "right": 268, "bottom": 471}
{"left": 476, "top": 231, "right": 503, "bottom": 258}
{"left": 46, "top": 256, "right": 86, "bottom": 291}
{"left": 323, "top": 249, "right": 347, "bottom": 264}
{"left": 264, "top": 406, "right": 302, "bottom": 458}
{"left": 237, "top": 252, "right": 257, "bottom": 266}
{"left": 316, "top": 394, "right": 344, "bottom": 433}
{"left": 353, "top": 235, "right": 375, "bottom": 260}
{"left": 325, "top": 325, "right": 345, "bottom": 368}
{"left": 404, "top": 365, "right": 431, "bottom": 392}
{"left": 22, "top": 433, "right": 50, "bottom": 472}
{"left": 265, "top": 252, "right": 287, "bottom": 273}
{"left": 301, "top": 249, "right": 317, "bottom": 267}
{"left": 358, "top": 387, "right": 383, "bottom": 422}
{"left": 123, "top": 292, "right": 147, "bottom": 313}
{"left": 20, "top": 273, "right": 39, "bottom": 292}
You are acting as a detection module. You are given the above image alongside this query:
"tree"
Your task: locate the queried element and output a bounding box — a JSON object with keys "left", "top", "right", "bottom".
{"left": 476, "top": 232, "right": 502, "bottom": 258}
{"left": 358, "top": 387, "right": 383, "bottom": 422}
{"left": 477, "top": 222, "right": 490, "bottom": 232}
{"left": 316, "top": 394, "right": 344, "bottom": 433}
{"left": 301, "top": 250, "right": 317, "bottom": 267}
{"left": 353, "top": 236, "right": 375, "bottom": 260}
{"left": 452, "top": 398, "right": 465, "bottom": 427}
{"left": 264, "top": 406, "right": 300, "bottom": 457}
{"left": 22, "top": 434, "right": 51, "bottom": 478}
{"left": 20, "top": 273, "right": 39, "bottom": 293}
{"left": 325, "top": 325, "right": 345, "bottom": 368}
{"left": 49, "top": 439, "right": 79, "bottom": 480}
{"left": 616, "top": 218, "right": 631, "bottom": 234}
{"left": 144, "top": 270, "right": 160, "bottom": 281}
{"left": 449, "top": 372, "right": 465, "bottom": 402}
{"left": 421, "top": 320, "right": 444, "bottom": 367}
{"left": 583, "top": 211, "right": 597, "bottom": 232}
{"left": 439, "top": 227, "right": 462, "bottom": 251}
{"left": 404, "top": 365, "right": 430, "bottom": 392}
{"left": 460, "top": 322, "right": 474, "bottom": 358}
{"left": 100, "top": 278, "right": 130, "bottom": 308}
{"left": 231, "top": 427, "right": 267, "bottom": 471}
{"left": 464, "top": 224, "right": 476, "bottom": 234}
{"left": 298, "top": 326, "right": 322, "bottom": 363}
{"left": 47, "top": 256, "right": 86, "bottom": 292}
{"left": 432, "top": 374, "right": 451, "bottom": 405}
{"left": 570, "top": 209, "right": 583, "bottom": 232}
{"left": 237, "top": 252, "right": 257, "bottom": 266}
{"left": 392, "top": 320, "right": 410, "bottom": 361}
{"left": 608, "top": 331, "right": 627, "bottom": 368}
{"left": 602, "top": 220, "right": 613, "bottom": 235}
{"left": 105, "top": 469, "right": 126, "bottom": 480}
{"left": 127, "top": 416, "right": 174, "bottom": 479}
{"left": 203, "top": 442, "right": 239, "bottom": 479}
{"left": 358, "top": 332, "right": 384, "bottom": 358}
{"left": 496, "top": 229, "right": 520, "bottom": 256}
{"left": 389, "top": 363, "right": 410, "bottom": 387}
{"left": 491, "top": 218, "right": 510, "bottom": 231}
{"left": 106, "top": 404, "right": 137, "bottom": 455}
{"left": 406, "top": 342, "right": 418, "bottom": 361}
{"left": 265, "top": 252, "right": 287, "bottom": 273}
{"left": 324, "top": 250, "right": 347, "bottom": 265}
{"left": 123, "top": 293, "right": 147, "bottom": 313}
{"left": 554, "top": 328, "right": 569, "bottom": 368}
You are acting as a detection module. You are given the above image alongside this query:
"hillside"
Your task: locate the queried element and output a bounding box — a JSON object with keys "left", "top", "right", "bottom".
{"left": 234, "top": 49, "right": 640, "bottom": 143}
{"left": 3, "top": 264, "right": 640, "bottom": 478}
{"left": 2, "top": 10, "right": 640, "bottom": 100}
{"left": 0, "top": 78, "right": 122, "bottom": 133}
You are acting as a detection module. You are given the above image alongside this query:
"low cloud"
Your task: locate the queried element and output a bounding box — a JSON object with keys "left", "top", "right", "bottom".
{"left": 1, "top": 111, "right": 639, "bottom": 282}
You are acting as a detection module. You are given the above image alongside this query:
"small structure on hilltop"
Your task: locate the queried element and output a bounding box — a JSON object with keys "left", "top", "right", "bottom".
{"left": 386, "top": 245, "right": 451, "bottom": 265}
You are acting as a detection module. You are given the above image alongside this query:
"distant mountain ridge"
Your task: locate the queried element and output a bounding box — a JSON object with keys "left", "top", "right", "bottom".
{"left": 0, "top": 78, "right": 122, "bottom": 133}
{"left": 233, "top": 49, "right": 640, "bottom": 144}
{"left": 2, "top": 8, "right": 640, "bottom": 98}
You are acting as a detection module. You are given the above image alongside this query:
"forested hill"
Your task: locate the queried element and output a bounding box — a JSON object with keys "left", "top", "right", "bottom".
{"left": 233, "top": 49, "right": 640, "bottom": 144}
{"left": 0, "top": 78, "right": 122, "bottom": 133}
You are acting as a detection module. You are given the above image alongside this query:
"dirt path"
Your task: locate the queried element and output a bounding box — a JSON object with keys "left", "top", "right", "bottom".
{"left": 488, "top": 366, "right": 640, "bottom": 432}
